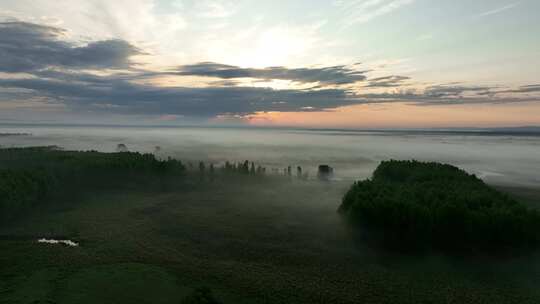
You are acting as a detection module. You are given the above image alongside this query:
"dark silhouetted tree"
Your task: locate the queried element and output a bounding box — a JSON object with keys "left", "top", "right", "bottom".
{"left": 116, "top": 144, "right": 128, "bottom": 152}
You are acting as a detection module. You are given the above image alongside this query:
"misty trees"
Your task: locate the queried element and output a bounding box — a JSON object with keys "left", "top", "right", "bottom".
{"left": 0, "top": 147, "right": 186, "bottom": 221}
{"left": 339, "top": 160, "right": 540, "bottom": 251}
{"left": 317, "top": 165, "right": 334, "bottom": 180}
{"left": 116, "top": 144, "right": 128, "bottom": 152}
{"left": 219, "top": 160, "right": 266, "bottom": 176}
{"left": 0, "top": 146, "right": 318, "bottom": 221}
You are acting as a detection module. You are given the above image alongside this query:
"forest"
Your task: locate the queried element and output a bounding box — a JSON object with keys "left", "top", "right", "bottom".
{"left": 0, "top": 146, "right": 271, "bottom": 222}
{"left": 339, "top": 160, "right": 540, "bottom": 251}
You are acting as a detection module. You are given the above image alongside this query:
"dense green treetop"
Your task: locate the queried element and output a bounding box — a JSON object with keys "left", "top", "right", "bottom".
{"left": 340, "top": 160, "right": 540, "bottom": 252}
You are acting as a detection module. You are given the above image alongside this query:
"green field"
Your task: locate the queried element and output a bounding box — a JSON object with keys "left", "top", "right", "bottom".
{"left": 1, "top": 149, "right": 540, "bottom": 303}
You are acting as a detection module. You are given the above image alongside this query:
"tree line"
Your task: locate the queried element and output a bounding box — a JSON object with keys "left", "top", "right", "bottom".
{"left": 0, "top": 147, "right": 310, "bottom": 222}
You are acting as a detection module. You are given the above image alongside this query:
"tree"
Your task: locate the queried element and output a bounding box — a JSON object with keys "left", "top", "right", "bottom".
{"left": 116, "top": 144, "right": 128, "bottom": 152}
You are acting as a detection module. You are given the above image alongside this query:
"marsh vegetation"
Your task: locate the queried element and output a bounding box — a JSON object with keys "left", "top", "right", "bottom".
{"left": 1, "top": 147, "right": 540, "bottom": 303}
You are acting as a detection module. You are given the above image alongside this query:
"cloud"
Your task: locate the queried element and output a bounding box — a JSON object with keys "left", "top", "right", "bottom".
{"left": 196, "top": 0, "right": 236, "bottom": 18}
{"left": 423, "top": 85, "right": 493, "bottom": 98}
{"left": 3, "top": 67, "right": 539, "bottom": 118}
{"left": 355, "top": 83, "right": 540, "bottom": 105}
{"left": 172, "top": 0, "right": 236, "bottom": 18}
{"left": 1, "top": 20, "right": 538, "bottom": 121}
{"left": 355, "top": 92, "right": 527, "bottom": 105}
{"left": 174, "top": 62, "right": 368, "bottom": 85}
{"left": 0, "top": 70, "right": 361, "bottom": 116}
{"left": 338, "top": 0, "right": 415, "bottom": 27}
{"left": 0, "top": 20, "right": 366, "bottom": 116}
{"left": 499, "top": 84, "right": 540, "bottom": 94}
{"left": 365, "top": 75, "right": 410, "bottom": 88}
{"left": 1, "top": 67, "right": 539, "bottom": 118}
{"left": 476, "top": 3, "right": 519, "bottom": 18}
{"left": 0, "top": 21, "right": 142, "bottom": 73}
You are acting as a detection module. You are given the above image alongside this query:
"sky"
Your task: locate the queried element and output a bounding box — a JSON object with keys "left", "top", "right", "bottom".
{"left": 0, "top": 0, "right": 539, "bottom": 128}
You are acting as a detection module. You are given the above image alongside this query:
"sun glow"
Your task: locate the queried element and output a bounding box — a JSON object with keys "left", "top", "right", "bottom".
{"left": 207, "top": 25, "right": 320, "bottom": 69}
{"left": 244, "top": 28, "right": 313, "bottom": 68}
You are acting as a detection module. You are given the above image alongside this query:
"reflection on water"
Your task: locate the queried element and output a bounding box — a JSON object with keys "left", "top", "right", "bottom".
{"left": 37, "top": 238, "right": 79, "bottom": 247}
{"left": 0, "top": 125, "right": 539, "bottom": 187}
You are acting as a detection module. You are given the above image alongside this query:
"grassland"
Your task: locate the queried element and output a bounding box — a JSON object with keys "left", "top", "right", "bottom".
{"left": 1, "top": 149, "right": 540, "bottom": 303}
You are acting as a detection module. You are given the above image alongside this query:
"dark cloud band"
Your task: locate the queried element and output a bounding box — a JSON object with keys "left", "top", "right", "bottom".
{"left": 0, "top": 72, "right": 359, "bottom": 116}
{"left": 174, "top": 62, "right": 368, "bottom": 85}
{"left": 0, "top": 21, "right": 141, "bottom": 73}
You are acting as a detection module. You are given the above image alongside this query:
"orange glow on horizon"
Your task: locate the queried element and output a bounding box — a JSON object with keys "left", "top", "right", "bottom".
{"left": 246, "top": 101, "right": 540, "bottom": 128}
